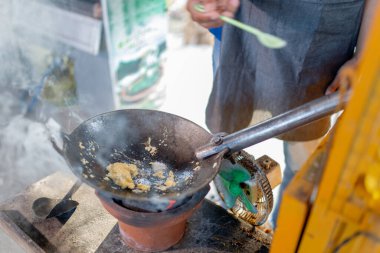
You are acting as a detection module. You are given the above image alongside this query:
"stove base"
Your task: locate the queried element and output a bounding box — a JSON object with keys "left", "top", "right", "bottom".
{"left": 96, "top": 187, "right": 208, "bottom": 252}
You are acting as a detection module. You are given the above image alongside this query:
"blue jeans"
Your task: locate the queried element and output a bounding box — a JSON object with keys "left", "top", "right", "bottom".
{"left": 270, "top": 142, "right": 295, "bottom": 228}
{"left": 212, "top": 39, "right": 221, "bottom": 76}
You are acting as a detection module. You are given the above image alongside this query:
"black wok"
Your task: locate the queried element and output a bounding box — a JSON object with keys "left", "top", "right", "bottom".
{"left": 61, "top": 109, "right": 223, "bottom": 212}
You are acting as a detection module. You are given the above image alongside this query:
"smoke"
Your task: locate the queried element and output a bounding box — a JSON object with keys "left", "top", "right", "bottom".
{"left": 0, "top": 116, "right": 69, "bottom": 202}
{"left": 0, "top": 0, "right": 81, "bottom": 202}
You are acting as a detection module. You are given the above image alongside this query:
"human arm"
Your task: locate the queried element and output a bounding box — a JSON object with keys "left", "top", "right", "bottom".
{"left": 186, "top": 0, "right": 240, "bottom": 28}
{"left": 325, "top": 0, "right": 378, "bottom": 94}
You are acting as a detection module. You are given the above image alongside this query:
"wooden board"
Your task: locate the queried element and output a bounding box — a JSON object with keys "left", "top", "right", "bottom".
{"left": 0, "top": 172, "right": 271, "bottom": 252}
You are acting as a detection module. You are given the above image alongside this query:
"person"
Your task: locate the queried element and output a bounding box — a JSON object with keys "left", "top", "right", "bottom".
{"left": 186, "top": 0, "right": 375, "bottom": 228}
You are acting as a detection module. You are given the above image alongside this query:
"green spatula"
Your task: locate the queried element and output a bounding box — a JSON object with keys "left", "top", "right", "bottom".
{"left": 194, "top": 3, "right": 286, "bottom": 49}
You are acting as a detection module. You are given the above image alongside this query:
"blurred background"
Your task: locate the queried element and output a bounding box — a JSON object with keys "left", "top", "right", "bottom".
{"left": 0, "top": 0, "right": 284, "bottom": 251}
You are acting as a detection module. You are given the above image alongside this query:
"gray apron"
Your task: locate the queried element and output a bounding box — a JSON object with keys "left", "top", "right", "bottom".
{"left": 206, "top": 0, "right": 364, "bottom": 141}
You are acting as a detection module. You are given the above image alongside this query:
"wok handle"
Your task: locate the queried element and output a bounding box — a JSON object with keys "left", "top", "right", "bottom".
{"left": 196, "top": 92, "right": 350, "bottom": 160}
{"left": 50, "top": 132, "right": 70, "bottom": 157}
{"left": 62, "top": 180, "right": 82, "bottom": 200}
{"left": 44, "top": 117, "right": 71, "bottom": 157}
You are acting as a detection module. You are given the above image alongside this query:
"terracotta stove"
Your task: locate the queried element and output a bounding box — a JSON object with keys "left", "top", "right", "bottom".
{"left": 96, "top": 186, "right": 209, "bottom": 252}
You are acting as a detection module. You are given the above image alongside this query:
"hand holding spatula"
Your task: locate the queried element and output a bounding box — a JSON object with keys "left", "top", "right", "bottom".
{"left": 192, "top": 2, "right": 286, "bottom": 49}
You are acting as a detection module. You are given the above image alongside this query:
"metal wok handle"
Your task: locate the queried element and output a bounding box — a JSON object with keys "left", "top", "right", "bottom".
{"left": 46, "top": 111, "right": 88, "bottom": 158}
{"left": 50, "top": 132, "right": 69, "bottom": 157}
{"left": 196, "top": 92, "right": 350, "bottom": 160}
{"left": 45, "top": 118, "right": 70, "bottom": 157}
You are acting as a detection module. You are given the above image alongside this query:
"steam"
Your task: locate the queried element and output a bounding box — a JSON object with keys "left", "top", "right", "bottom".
{"left": 0, "top": 116, "right": 68, "bottom": 202}
{"left": 0, "top": 0, "right": 83, "bottom": 201}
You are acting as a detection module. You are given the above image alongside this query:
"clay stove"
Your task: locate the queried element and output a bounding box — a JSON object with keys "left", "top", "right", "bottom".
{"left": 96, "top": 186, "right": 209, "bottom": 252}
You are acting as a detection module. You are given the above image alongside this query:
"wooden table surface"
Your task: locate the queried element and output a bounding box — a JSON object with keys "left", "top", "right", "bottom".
{"left": 0, "top": 172, "right": 271, "bottom": 253}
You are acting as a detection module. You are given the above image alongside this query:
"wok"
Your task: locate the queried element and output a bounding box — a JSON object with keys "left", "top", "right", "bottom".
{"left": 60, "top": 110, "right": 223, "bottom": 212}
{"left": 58, "top": 92, "right": 348, "bottom": 212}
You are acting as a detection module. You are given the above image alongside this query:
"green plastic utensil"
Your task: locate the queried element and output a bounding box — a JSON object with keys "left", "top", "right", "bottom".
{"left": 194, "top": 3, "right": 286, "bottom": 49}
